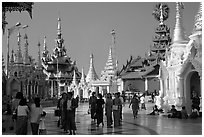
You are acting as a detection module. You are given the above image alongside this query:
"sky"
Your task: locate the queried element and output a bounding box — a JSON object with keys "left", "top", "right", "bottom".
{"left": 2, "top": 2, "right": 200, "bottom": 75}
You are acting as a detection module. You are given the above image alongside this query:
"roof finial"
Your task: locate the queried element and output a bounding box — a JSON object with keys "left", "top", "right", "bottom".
{"left": 57, "top": 17, "right": 61, "bottom": 36}
{"left": 172, "top": 2, "right": 187, "bottom": 43}
{"left": 111, "top": 29, "right": 116, "bottom": 45}
{"left": 160, "top": 3, "right": 164, "bottom": 25}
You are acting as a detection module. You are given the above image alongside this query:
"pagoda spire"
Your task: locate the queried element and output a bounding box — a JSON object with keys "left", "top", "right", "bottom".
{"left": 159, "top": 3, "right": 164, "bottom": 25}
{"left": 16, "top": 32, "right": 23, "bottom": 64}
{"left": 37, "top": 41, "right": 42, "bottom": 68}
{"left": 80, "top": 67, "right": 86, "bottom": 84}
{"left": 172, "top": 2, "right": 187, "bottom": 44}
{"left": 104, "top": 46, "right": 115, "bottom": 75}
{"left": 72, "top": 69, "right": 77, "bottom": 85}
{"left": 54, "top": 17, "right": 65, "bottom": 57}
{"left": 23, "top": 33, "right": 29, "bottom": 64}
{"left": 86, "top": 54, "right": 98, "bottom": 82}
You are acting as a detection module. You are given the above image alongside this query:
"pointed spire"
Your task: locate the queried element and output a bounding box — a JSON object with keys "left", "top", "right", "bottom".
{"left": 193, "top": 2, "right": 202, "bottom": 33}
{"left": 160, "top": 3, "right": 164, "bottom": 25}
{"left": 57, "top": 17, "right": 61, "bottom": 36}
{"left": 37, "top": 41, "right": 42, "bottom": 68}
{"left": 24, "top": 33, "right": 29, "bottom": 64}
{"left": 172, "top": 2, "right": 187, "bottom": 44}
{"left": 16, "top": 32, "right": 23, "bottom": 64}
{"left": 72, "top": 70, "right": 77, "bottom": 85}
{"left": 42, "top": 36, "right": 49, "bottom": 57}
{"left": 43, "top": 36, "right": 47, "bottom": 51}
{"left": 86, "top": 54, "right": 98, "bottom": 82}
{"left": 103, "top": 46, "right": 115, "bottom": 76}
{"left": 80, "top": 67, "right": 86, "bottom": 84}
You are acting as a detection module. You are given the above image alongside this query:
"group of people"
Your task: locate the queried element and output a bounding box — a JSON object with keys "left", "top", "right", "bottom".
{"left": 57, "top": 92, "right": 78, "bottom": 135}
{"left": 89, "top": 92, "right": 124, "bottom": 128}
{"left": 7, "top": 92, "right": 46, "bottom": 135}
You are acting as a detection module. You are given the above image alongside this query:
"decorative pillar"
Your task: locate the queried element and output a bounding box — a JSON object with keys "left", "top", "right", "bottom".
{"left": 145, "top": 78, "right": 148, "bottom": 92}
{"left": 177, "top": 76, "right": 184, "bottom": 106}
{"left": 51, "top": 80, "right": 54, "bottom": 98}
{"left": 107, "top": 85, "right": 110, "bottom": 93}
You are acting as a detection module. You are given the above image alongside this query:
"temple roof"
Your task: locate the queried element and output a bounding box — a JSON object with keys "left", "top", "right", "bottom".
{"left": 121, "top": 71, "right": 142, "bottom": 79}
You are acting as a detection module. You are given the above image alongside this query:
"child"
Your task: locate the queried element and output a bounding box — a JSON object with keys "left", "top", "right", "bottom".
{"left": 181, "top": 106, "right": 188, "bottom": 119}
{"left": 168, "top": 105, "right": 178, "bottom": 118}
{"left": 39, "top": 111, "right": 47, "bottom": 135}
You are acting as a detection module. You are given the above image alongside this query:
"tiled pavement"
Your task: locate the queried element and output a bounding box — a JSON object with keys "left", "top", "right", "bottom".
{"left": 2, "top": 102, "right": 202, "bottom": 135}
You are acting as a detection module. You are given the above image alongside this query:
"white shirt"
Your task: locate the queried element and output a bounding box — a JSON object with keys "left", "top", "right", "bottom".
{"left": 17, "top": 105, "right": 29, "bottom": 116}
{"left": 30, "top": 104, "right": 43, "bottom": 123}
{"left": 140, "top": 96, "right": 145, "bottom": 103}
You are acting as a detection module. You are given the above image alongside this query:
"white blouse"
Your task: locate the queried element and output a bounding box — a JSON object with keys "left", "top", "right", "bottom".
{"left": 17, "top": 105, "right": 29, "bottom": 116}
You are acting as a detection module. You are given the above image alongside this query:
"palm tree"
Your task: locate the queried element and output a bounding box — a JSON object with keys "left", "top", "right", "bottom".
{"left": 152, "top": 3, "right": 170, "bottom": 22}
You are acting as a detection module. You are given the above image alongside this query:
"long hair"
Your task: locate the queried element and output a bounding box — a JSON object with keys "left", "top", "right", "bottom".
{"left": 34, "top": 97, "right": 40, "bottom": 107}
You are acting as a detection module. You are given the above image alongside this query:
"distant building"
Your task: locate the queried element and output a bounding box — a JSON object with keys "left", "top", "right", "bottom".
{"left": 6, "top": 32, "right": 48, "bottom": 100}
{"left": 41, "top": 17, "right": 81, "bottom": 98}
{"left": 119, "top": 3, "right": 171, "bottom": 96}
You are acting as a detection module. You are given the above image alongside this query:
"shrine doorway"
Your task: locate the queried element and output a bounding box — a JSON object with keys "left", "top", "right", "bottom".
{"left": 185, "top": 71, "right": 201, "bottom": 113}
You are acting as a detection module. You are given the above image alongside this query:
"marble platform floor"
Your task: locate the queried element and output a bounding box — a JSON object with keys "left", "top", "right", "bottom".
{"left": 2, "top": 102, "right": 202, "bottom": 135}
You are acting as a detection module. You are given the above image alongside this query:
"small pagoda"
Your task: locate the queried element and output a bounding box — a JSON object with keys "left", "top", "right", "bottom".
{"left": 41, "top": 17, "right": 81, "bottom": 98}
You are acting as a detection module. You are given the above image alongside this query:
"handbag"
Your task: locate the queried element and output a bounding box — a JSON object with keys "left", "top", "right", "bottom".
{"left": 54, "top": 109, "right": 60, "bottom": 116}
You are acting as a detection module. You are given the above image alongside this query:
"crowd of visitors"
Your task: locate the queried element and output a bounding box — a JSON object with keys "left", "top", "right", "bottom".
{"left": 2, "top": 90, "right": 201, "bottom": 135}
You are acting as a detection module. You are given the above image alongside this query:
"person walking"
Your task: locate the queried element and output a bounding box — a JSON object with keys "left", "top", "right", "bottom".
{"left": 96, "top": 93, "right": 105, "bottom": 127}
{"left": 89, "top": 92, "right": 97, "bottom": 121}
{"left": 63, "top": 92, "right": 78, "bottom": 135}
{"left": 118, "top": 92, "right": 124, "bottom": 121}
{"left": 113, "top": 93, "right": 122, "bottom": 127}
{"left": 16, "top": 98, "right": 29, "bottom": 135}
{"left": 105, "top": 93, "right": 113, "bottom": 128}
{"left": 140, "top": 94, "right": 146, "bottom": 110}
{"left": 57, "top": 92, "right": 67, "bottom": 129}
{"left": 30, "top": 97, "right": 43, "bottom": 135}
{"left": 129, "top": 94, "right": 140, "bottom": 119}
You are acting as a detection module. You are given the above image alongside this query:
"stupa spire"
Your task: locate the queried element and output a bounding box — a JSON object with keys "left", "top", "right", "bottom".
{"left": 80, "top": 67, "right": 86, "bottom": 84}
{"left": 172, "top": 2, "right": 187, "bottom": 43}
{"left": 86, "top": 54, "right": 98, "bottom": 82}
{"left": 23, "top": 33, "right": 29, "bottom": 64}
{"left": 72, "top": 69, "right": 77, "bottom": 85}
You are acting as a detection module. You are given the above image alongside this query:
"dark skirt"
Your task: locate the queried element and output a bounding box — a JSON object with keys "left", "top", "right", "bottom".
{"left": 16, "top": 116, "right": 28, "bottom": 135}
{"left": 64, "top": 110, "right": 76, "bottom": 131}
{"left": 96, "top": 109, "right": 103, "bottom": 125}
